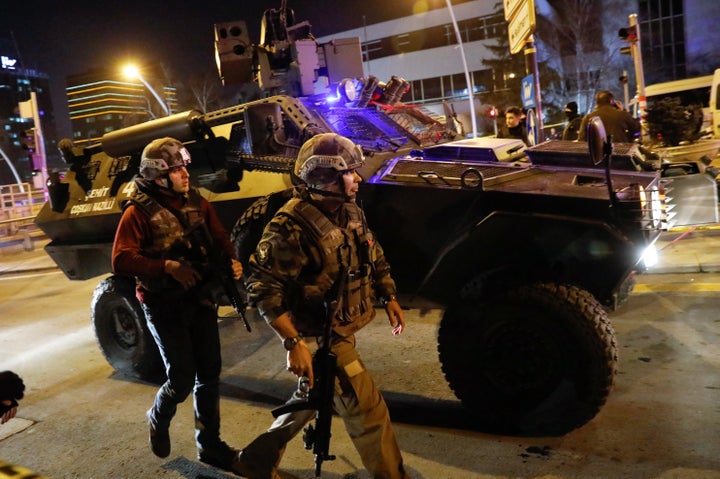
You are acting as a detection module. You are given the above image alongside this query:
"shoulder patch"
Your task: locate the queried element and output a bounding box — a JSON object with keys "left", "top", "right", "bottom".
{"left": 256, "top": 241, "right": 272, "bottom": 266}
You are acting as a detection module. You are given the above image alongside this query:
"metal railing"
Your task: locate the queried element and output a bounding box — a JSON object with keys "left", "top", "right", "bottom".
{"left": 0, "top": 183, "right": 45, "bottom": 238}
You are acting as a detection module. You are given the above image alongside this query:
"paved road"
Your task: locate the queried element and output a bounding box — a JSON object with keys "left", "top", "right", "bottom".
{"left": 1, "top": 264, "right": 719, "bottom": 478}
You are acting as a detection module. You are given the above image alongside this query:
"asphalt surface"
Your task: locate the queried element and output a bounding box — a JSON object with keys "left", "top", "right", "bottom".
{"left": 1, "top": 229, "right": 720, "bottom": 479}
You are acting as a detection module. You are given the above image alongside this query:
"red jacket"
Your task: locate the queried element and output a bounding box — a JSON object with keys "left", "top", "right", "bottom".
{"left": 112, "top": 188, "right": 234, "bottom": 302}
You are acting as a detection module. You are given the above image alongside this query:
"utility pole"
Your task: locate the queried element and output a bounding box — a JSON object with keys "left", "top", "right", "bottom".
{"left": 619, "top": 13, "right": 647, "bottom": 142}
{"left": 446, "top": 0, "right": 477, "bottom": 137}
{"left": 524, "top": 36, "right": 544, "bottom": 143}
{"left": 505, "top": 0, "right": 543, "bottom": 144}
{"left": 18, "top": 91, "right": 47, "bottom": 193}
{"left": 30, "top": 91, "right": 47, "bottom": 191}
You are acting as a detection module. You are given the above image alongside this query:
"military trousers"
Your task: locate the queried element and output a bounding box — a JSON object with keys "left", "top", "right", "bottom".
{"left": 240, "top": 334, "right": 408, "bottom": 479}
{"left": 142, "top": 296, "right": 224, "bottom": 451}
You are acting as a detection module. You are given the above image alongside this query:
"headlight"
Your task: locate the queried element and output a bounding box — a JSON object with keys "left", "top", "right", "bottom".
{"left": 641, "top": 243, "right": 658, "bottom": 268}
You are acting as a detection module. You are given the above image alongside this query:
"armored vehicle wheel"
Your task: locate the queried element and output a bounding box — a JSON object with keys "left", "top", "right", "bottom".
{"left": 91, "top": 276, "right": 165, "bottom": 382}
{"left": 438, "top": 282, "right": 617, "bottom": 436}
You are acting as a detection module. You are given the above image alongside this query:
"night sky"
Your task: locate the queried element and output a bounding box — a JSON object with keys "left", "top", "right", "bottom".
{"left": 0, "top": 0, "right": 464, "bottom": 137}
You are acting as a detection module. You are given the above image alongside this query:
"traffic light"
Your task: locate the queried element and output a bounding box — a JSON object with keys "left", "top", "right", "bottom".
{"left": 487, "top": 106, "right": 497, "bottom": 119}
{"left": 618, "top": 25, "right": 637, "bottom": 42}
{"left": 20, "top": 128, "right": 36, "bottom": 153}
{"left": 619, "top": 24, "right": 637, "bottom": 55}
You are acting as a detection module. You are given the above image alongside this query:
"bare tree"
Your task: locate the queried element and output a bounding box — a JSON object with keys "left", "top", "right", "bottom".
{"left": 535, "top": 0, "right": 634, "bottom": 115}
{"left": 481, "top": 3, "right": 564, "bottom": 125}
{"left": 185, "top": 70, "right": 224, "bottom": 113}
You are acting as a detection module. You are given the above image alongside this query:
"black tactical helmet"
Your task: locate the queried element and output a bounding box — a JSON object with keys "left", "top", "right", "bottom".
{"left": 294, "top": 133, "right": 364, "bottom": 188}
{"left": 564, "top": 101, "right": 578, "bottom": 115}
{"left": 139, "top": 137, "right": 191, "bottom": 180}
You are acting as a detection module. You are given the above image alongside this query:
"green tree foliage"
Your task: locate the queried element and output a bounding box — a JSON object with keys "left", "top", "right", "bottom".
{"left": 480, "top": 2, "right": 563, "bottom": 126}
{"left": 646, "top": 97, "right": 703, "bottom": 146}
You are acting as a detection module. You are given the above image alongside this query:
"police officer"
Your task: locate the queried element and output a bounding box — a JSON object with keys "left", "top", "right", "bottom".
{"left": 111, "top": 137, "right": 243, "bottom": 473}
{"left": 236, "top": 133, "right": 409, "bottom": 479}
{"left": 562, "top": 101, "right": 583, "bottom": 141}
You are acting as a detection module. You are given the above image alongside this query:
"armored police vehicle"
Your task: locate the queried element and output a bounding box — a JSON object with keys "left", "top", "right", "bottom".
{"left": 35, "top": 88, "right": 673, "bottom": 436}
{"left": 33, "top": 11, "right": 685, "bottom": 436}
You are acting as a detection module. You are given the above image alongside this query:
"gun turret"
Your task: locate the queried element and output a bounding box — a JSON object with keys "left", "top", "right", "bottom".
{"left": 101, "top": 110, "right": 205, "bottom": 158}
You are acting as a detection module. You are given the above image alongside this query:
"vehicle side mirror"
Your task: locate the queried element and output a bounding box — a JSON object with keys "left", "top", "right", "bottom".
{"left": 587, "top": 116, "right": 609, "bottom": 166}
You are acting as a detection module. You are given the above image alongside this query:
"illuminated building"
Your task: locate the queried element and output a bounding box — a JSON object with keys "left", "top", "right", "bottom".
{"left": 316, "top": 0, "right": 503, "bottom": 132}
{"left": 317, "top": 0, "right": 719, "bottom": 128}
{"left": 0, "top": 43, "right": 57, "bottom": 185}
{"left": 637, "top": 0, "right": 720, "bottom": 83}
{"left": 66, "top": 67, "right": 178, "bottom": 148}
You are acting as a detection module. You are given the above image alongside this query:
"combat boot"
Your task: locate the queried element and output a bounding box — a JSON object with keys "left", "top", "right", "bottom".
{"left": 146, "top": 409, "right": 171, "bottom": 458}
{"left": 231, "top": 435, "right": 285, "bottom": 479}
{"left": 198, "top": 440, "right": 240, "bottom": 472}
{"left": 231, "top": 450, "right": 280, "bottom": 479}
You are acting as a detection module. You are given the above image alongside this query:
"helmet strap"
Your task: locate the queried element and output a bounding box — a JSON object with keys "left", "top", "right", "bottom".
{"left": 153, "top": 175, "right": 171, "bottom": 191}
{"left": 309, "top": 173, "right": 354, "bottom": 201}
{"left": 308, "top": 186, "right": 346, "bottom": 200}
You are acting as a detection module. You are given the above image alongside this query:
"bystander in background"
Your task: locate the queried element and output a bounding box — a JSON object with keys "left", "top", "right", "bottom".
{"left": 578, "top": 90, "right": 639, "bottom": 143}
{"left": 497, "top": 106, "right": 529, "bottom": 145}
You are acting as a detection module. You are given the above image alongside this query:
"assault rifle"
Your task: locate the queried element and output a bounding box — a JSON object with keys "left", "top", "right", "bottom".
{"left": 186, "top": 219, "right": 252, "bottom": 332}
{"left": 271, "top": 264, "right": 348, "bottom": 478}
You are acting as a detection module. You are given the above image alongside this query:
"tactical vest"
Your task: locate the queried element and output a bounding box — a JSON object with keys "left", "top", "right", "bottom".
{"left": 130, "top": 188, "right": 204, "bottom": 292}
{"left": 277, "top": 198, "right": 377, "bottom": 337}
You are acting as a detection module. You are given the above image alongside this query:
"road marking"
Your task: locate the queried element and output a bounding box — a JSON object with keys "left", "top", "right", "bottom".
{"left": 634, "top": 282, "right": 720, "bottom": 293}
{"left": 0, "top": 268, "right": 62, "bottom": 280}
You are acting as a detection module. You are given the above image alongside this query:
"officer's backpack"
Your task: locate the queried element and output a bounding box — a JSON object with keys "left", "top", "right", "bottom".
{"left": 230, "top": 188, "right": 294, "bottom": 273}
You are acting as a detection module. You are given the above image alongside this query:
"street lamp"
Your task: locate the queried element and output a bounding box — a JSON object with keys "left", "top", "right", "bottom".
{"left": 443, "top": 0, "right": 477, "bottom": 137}
{"left": 123, "top": 65, "right": 170, "bottom": 116}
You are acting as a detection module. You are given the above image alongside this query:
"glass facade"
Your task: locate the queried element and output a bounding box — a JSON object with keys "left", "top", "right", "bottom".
{"left": 638, "top": 0, "right": 687, "bottom": 82}
{"left": 0, "top": 55, "right": 57, "bottom": 184}
{"left": 637, "top": 0, "right": 720, "bottom": 83}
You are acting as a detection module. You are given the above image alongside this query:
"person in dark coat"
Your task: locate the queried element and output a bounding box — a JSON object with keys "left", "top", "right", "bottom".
{"left": 578, "top": 90, "right": 639, "bottom": 143}
{"left": 562, "top": 101, "right": 583, "bottom": 140}
{"left": 497, "top": 106, "right": 529, "bottom": 145}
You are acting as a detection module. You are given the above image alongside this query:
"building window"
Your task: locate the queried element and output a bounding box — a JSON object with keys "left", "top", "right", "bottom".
{"left": 639, "top": 0, "right": 686, "bottom": 82}
{"left": 450, "top": 73, "right": 467, "bottom": 98}
{"left": 361, "top": 12, "right": 503, "bottom": 62}
{"left": 422, "top": 77, "right": 442, "bottom": 101}
{"left": 410, "top": 79, "right": 422, "bottom": 102}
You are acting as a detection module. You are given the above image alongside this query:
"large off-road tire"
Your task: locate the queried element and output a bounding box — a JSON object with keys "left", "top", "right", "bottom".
{"left": 91, "top": 276, "right": 165, "bottom": 382}
{"left": 438, "top": 282, "right": 618, "bottom": 436}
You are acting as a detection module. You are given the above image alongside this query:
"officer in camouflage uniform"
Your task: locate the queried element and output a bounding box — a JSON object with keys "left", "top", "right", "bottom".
{"left": 112, "top": 137, "right": 244, "bottom": 473}
{"left": 236, "top": 133, "right": 409, "bottom": 479}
